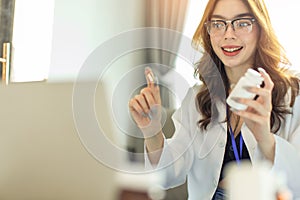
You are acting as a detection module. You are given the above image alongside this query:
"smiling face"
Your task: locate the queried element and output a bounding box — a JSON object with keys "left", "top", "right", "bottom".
{"left": 210, "top": 0, "right": 259, "bottom": 73}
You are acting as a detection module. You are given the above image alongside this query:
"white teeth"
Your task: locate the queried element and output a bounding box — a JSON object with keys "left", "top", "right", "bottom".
{"left": 223, "top": 47, "right": 241, "bottom": 52}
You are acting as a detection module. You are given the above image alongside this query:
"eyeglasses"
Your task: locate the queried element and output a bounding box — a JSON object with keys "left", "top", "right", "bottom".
{"left": 205, "top": 18, "right": 256, "bottom": 36}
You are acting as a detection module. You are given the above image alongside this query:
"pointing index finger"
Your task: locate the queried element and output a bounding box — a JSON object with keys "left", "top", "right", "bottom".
{"left": 145, "top": 67, "right": 156, "bottom": 87}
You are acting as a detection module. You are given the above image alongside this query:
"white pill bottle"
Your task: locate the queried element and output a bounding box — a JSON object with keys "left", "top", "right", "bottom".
{"left": 226, "top": 68, "right": 264, "bottom": 111}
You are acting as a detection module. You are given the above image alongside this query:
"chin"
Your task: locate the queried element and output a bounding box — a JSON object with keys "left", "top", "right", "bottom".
{"left": 221, "top": 61, "right": 240, "bottom": 68}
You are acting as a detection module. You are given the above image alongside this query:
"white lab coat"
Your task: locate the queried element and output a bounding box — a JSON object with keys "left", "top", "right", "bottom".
{"left": 145, "top": 82, "right": 300, "bottom": 200}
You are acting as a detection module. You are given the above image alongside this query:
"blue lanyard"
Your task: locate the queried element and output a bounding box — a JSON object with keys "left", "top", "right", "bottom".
{"left": 228, "top": 124, "right": 243, "bottom": 164}
{"left": 227, "top": 107, "right": 243, "bottom": 164}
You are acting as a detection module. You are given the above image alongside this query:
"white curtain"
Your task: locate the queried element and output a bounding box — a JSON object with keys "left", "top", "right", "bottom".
{"left": 144, "top": 0, "right": 189, "bottom": 109}
{"left": 145, "top": 0, "right": 189, "bottom": 72}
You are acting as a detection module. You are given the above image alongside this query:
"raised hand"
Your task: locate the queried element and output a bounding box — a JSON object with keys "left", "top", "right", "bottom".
{"left": 129, "top": 67, "right": 163, "bottom": 138}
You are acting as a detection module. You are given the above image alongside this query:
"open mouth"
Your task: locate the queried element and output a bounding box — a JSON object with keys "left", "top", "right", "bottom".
{"left": 221, "top": 46, "right": 243, "bottom": 56}
{"left": 222, "top": 46, "right": 243, "bottom": 53}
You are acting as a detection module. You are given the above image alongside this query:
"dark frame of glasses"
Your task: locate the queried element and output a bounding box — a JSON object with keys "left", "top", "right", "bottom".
{"left": 205, "top": 18, "right": 256, "bottom": 35}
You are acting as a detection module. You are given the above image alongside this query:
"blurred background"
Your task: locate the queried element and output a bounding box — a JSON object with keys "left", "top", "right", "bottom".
{"left": 0, "top": 0, "right": 299, "bottom": 199}
{"left": 0, "top": 0, "right": 298, "bottom": 83}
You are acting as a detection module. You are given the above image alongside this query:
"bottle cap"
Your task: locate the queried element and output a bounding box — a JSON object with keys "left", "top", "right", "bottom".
{"left": 246, "top": 68, "right": 264, "bottom": 84}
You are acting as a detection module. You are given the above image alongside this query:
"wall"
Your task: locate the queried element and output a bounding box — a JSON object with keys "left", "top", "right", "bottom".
{"left": 48, "top": 0, "right": 146, "bottom": 82}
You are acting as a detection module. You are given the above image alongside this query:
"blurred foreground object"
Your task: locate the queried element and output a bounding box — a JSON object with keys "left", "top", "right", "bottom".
{"left": 117, "top": 171, "right": 165, "bottom": 200}
{"left": 226, "top": 161, "right": 292, "bottom": 200}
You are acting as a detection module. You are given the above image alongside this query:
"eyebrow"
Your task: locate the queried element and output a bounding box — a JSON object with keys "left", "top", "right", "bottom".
{"left": 211, "top": 13, "right": 253, "bottom": 20}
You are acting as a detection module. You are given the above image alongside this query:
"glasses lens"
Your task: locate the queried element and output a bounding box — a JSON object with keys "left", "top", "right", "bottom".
{"left": 233, "top": 19, "right": 253, "bottom": 35}
{"left": 207, "top": 21, "right": 225, "bottom": 36}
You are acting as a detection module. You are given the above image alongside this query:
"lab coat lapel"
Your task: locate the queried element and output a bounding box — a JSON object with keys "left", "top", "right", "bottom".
{"left": 195, "top": 98, "right": 258, "bottom": 161}
{"left": 197, "top": 101, "right": 227, "bottom": 159}
{"left": 241, "top": 124, "right": 257, "bottom": 162}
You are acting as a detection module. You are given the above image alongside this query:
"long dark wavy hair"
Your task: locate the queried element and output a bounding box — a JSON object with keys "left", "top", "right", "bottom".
{"left": 192, "top": 0, "right": 299, "bottom": 133}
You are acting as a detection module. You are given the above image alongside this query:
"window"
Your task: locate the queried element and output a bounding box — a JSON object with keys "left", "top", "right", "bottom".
{"left": 10, "top": 0, "right": 55, "bottom": 82}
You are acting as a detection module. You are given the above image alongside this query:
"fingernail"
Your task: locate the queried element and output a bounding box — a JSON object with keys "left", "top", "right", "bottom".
{"left": 145, "top": 66, "right": 151, "bottom": 72}
{"left": 147, "top": 73, "right": 154, "bottom": 82}
{"left": 258, "top": 67, "right": 266, "bottom": 74}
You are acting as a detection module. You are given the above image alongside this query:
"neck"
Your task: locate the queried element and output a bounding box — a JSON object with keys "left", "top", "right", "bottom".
{"left": 225, "top": 66, "right": 250, "bottom": 85}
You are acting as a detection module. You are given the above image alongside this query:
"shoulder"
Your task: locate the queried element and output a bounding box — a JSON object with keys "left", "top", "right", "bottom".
{"left": 284, "top": 65, "right": 300, "bottom": 80}
{"left": 176, "top": 83, "right": 202, "bottom": 113}
{"left": 286, "top": 66, "right": 300, "bottom": 95}
{"left": 281, "top": 66, "right": 300, "bottom": 107}
{"left": 184, "top": 83, "right": 202, "bottom": 103}
{"left": 191, "top": 83, "right": 202, "bottom": 95}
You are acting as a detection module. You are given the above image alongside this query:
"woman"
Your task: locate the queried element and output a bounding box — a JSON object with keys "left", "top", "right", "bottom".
{"left": 128, "top": 0, "right": 300, "bottom": 199}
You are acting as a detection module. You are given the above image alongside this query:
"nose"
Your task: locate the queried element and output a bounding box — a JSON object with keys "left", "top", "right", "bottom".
{"left": 224, "top": 23, "right": 236, "bottom": 39}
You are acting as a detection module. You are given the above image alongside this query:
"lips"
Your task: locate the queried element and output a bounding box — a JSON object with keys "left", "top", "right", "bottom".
{"left": 221, "top": 46, "right": 243, "bottom": 56}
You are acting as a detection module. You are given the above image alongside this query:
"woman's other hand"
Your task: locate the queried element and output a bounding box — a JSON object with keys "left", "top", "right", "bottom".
{"left": 233, "top": 68, "right": 275, "bottom": 162}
